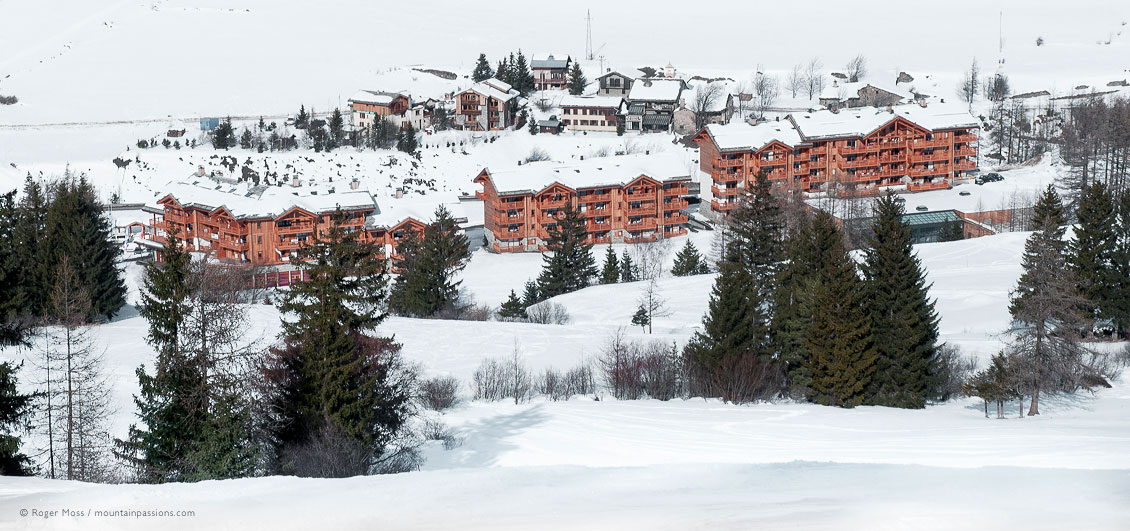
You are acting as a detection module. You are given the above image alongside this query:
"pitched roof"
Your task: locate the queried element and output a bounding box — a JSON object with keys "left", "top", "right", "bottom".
{"left": 478, "top": 152, "right": 693, "bottom": 195}
{"left": 596, "top": 68, "right": 645, "bottom": 80}
{"left": 700, "top": 102, "right": 977, "bottom": 150}
{"left": 348, "top": 90, "right": 407, "bottom": 106}
{"left": 628, "top": 78, "right": 684, "bottom": 102}
{"left": 531, "top": 54, "right": 569, "bottom": 69}
{"left": 558, "top": 95, "right": 623, "bottom": 109}
{"left": 458, "top": 78, "right": 518, "bottom": 103}
{"left": 153, "top": 177, "right": 379, "bottom": 221}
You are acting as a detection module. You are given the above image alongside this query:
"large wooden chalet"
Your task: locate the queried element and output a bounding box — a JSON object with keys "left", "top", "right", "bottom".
{"left": 141, "top": 177, "right": 427, "bottom": 285}
{"left": 453, "top": 78, "right": 520, "bottom": 131}
{"left": 348, "top": 90, "right": 411, "bottom": 129}
{"left": 473, "top": 153, "right": 693, "bottom": 252}
{"left": 694, "top": 102, "right": 979, "bottom": 213}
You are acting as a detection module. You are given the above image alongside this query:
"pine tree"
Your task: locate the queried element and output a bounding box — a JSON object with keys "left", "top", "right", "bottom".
{"left": 496, "top": 57, "right": 511, "bottom": 86}
{"left": 537, "top": 204, "right": 596, "bottom": 298}
{"left": 620, "top": 250, "right": 636, "bottom": 282}
{"left": 388, "top": 206, "right": 470, "bottom": 317}
{"left": 521, "top": 280, "right": 540, "bottom": 307}
{"left": 600, "top": 246, "right": 621, "bottom": 284}
{"left": 804, "top": 211, "right": 878, "bottom": 408}
{"left": 1067, "top": 180, "right": 1117, "bottom": 323}
{"left": 860, "top": 193, "right": 940, "bottom": 408}
{"left": 0, "top": 191, "right": 27, "bottom": 345}
{"left": 119, "top": 229, "right": 205, "bottom": 482}
{"left": 513, "top": 50, "right": 534, "bottom": 95}
{"left": 498, "top": 290, "right": 526, "bottom": 321}
{"left": 264, "top": 210, "right": 412, "bottom": 474}
{"left": 529, "top": 116, "right": 539, "bottom": 135}
{"left": 42, "top": 176, "right": 126, "bottom": 320}
{"left": 1009, "top": 185, "right": 1085, "bottom": 415}
{"left": 0, "top": 361, "right": 36, "bottom": 475}
{"left": 212, "top": 117, "right": 235, "bottom": 150}
{"left": 329, "top": 108, "right": 345, "bottom": 150}
{"left": 773, "top": 213, "right": 820, "bottom": 394}
{"left": 397, "top": 123, "right": 417, "bottom": 154}
{"left": 296, "top": 105, "right": 309, "bottom": 130}
{"left": 13, "top": 177, "right": 49, "bottom": 319}
{"left": 1111, "top": 189, "right": 1130, "bottom": 337}
{"left": 671, "top": 240, "right": 707, "bottom": 276}
{"left": 472, "top": 53, "right": 493, "bottom": 82}
{"left": 631, "top": 304, "right": 650, "bottom": 331}
{"left": 239, "top": 128, "right": 252, "bottom": 149}
{"left": 567, "top": 61, "right": 587, "bottom": 95}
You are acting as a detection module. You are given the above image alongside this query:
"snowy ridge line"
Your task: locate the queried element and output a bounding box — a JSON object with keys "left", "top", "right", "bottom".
{"left": 0, "top": 112, "right": 335, "bottom": 130}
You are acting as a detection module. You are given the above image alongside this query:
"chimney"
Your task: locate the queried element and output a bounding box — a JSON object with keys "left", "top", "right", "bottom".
{"left": 918, "top": 98, "right": 927, "bottom": 108}
{"left": 580, "top": 155, "right": 584, "bottom": 160}
{"left": 291, "top": 177, "right": 301, "bottom": 188}
{"left": 350, "top": 178, "right": 360, "bottom": 190}
{"left": 395, "top": 187, "right": 404, "bottom": 199}
{"left": 196, "top": 165, "right": 205, "bottom": 177}
{"left": 886, "top": 105, "right": 894, "bottom": 114}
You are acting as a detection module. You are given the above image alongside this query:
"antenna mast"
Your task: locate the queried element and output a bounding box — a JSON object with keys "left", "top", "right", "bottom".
{"left": 586, "top": 10, "right": 593, "bottom": 61}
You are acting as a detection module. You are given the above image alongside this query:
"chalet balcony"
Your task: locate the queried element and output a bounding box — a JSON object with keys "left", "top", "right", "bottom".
{"left": 625, "top": 234, "right": 659, "bottom": 244}
{"left": 663, "top": 212, "right": 689, "bottom": 224}
{"left": 626, "top": 205, "right": 657, "bottom": 216}
{"left": 766, "top": 169, "right": 789, "bottom": 180}
{"left": 713, "top": 157, "right": 744, "bottom": 168}
{"left": 585, "top": 220, "right": 613, "bottom": 231}
{"left": 878, "top": 153, "right": 907, "bottom": 162}
{"left": 626, "top": 218, "right": 658, "bottom": 231}
{"left": 539, "top": 198, "right": 569, "bottom": 210}
{"left": 579, "top": 192, "right": 612, "bottom": 203}
{"left": 792, "top": 164, "right": 810, "bottom": 174}
{"left": 277, "top": 238, "right": 311, "bottom": 251}
{"left": 912, "top": 150, "right": 951, "bottom": 163}
{"left": 953, "top": 133, "right": 977, "bottom": 144}
{"left": 909, "top": 138, "right": 951, "bottom": 149}
{"left": 840, "top": 143, "right": 880, "bottom": 155}
{"left": 953, "top": 160, "right": 977, "bottom": 171}
{"left": 277, "top": 222, "right": 316, "bottom": 234}
{"left": 217, "top": 238, "right": 248, "bottom": 251}
{"left": 906, "top": 180, "right": 951, "bottom": 192}
{"left": 474, "top": 190, "right": 488, "bottom": 200}
{"left": 662, "top": 198, "right": 689, "bottom": 210}
{"left": 711, "top": 199, "right": 735, "bottom": 212}
{"left": 662, "top": 184, "right": 689, "bottom": 196}
{"left": 624, "top": 190, "right": 656, "bottom": 202}
{"left": 843, "top": 157, "right": 879, "bottom": 168}
{"left": 909, "top": 167, "right": 945, "bottom": 178}
{"left": 953, "top": 147, "right": 977, "bottom": 157}
{"left": 711, "top": 185, "right": 739, "bottom": 198}
{"left": 588, "top": 235, "right": 613, "bottom": 245}
{"left": 489, "top": 213, "right": 525, "bottom": 226}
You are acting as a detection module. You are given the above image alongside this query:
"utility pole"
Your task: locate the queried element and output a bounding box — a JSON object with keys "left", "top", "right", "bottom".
{"left": 586, "top": 10, "right": 593, "bottom": 61}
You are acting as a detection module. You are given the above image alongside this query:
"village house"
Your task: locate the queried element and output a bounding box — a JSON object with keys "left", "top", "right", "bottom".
{"left": 818, "top": 80, "right": 910, "bottom": 110}
{"left": 673, "top": 93, "right": 736, "bottom": 135}
{"left": 693, "top": 102, "right": 979, "bottom": 213}
{"left": 140, "top": 174, "right": 429, "bottom": 286}
{"left": 453, "top": 78, "right": 521, "bottom": 131}
{"left": 594, "top": 68, "right": 644, "bottom": 97}
{"left": 347, "top": 90, "right": 411, "bottom": 129}
{"left": 532, "top": 54, "right": 572, "bottom": 91}
{"left": 472, "top": 153, "right": 694, "bottom": 252}
{"left": 537, "top": 116, "right": 564, "bottom": 134}
{"left": 559, "top": 95, "right": 623, "bottom": 133}
{"left": 624, "top": 78, "right": 686, "bottom": 133}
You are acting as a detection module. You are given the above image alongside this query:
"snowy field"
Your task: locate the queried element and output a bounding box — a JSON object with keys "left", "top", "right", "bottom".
{"left": 3, "top": 0, "right": 1130, "bottom": 528}
{"left": 3, "top": 229, "right": 1130, "bottom": 530}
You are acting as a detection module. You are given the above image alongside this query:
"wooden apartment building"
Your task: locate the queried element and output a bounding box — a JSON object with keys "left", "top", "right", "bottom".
{"left": 453, "top": 78, "right": 521, "bottom": 131}
{"left": 694, "top": 102, "right": 979, "bottom": 212}
{"left": 531, "top": 54, "right": 571, "bottom": 91}
{"left": 142, "top": 178, "right": 427, "bottom": 284}
{"left": 347, "top": 90, "right": 411, "bottom": 129}
{"left": 473, "top": 153, "right": 693, "bottom": 252}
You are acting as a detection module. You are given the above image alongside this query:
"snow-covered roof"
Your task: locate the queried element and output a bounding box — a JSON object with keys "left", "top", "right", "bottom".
{"left": 789, "top": 102, "right": 978, "bottom": 140}
{"left": 701, "top": 102, "right": 977, "bottom": 150}
{"left": 348, "top": 90, "right": 406, "bottom": 106}
{"left": 819, "top": 81, "right": 913, "bottom": 102}
{"left": 701, "top": 120, "right": 804, "bottom": 151}
{"left": 153, "top": 177, "right": 379, "bottom": 221}
{"left": 480, "top": 152, "right": 693, "bottom": 195}
{"left": 558, "top": 95, "right": 622, "bottom": 109}
{"left": 627, "top": 79, "right": 684, "bottom": 102}
{"left": 531, "top": 55, "right": 569, "bottom": 69}
{"left": 596, "top": 68, "right": 645, "bottom": 80}
{"left": 460, "top": 78, "right": 518, "bottom": 102}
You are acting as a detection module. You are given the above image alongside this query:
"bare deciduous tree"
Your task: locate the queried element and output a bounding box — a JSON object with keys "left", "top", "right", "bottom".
{"left": 637, "top": 279, "right": 671, "bottom": 334}
{"left": 787, "top": 64, "right": 804, "bottom": 98}
{"left": 752, "top": 71, "right": 780, "bottom": 119}
{"left": 845, "top": 54, "right": 867, "bottom": 83}
{"left": 804, "top": 57, "right": 825, "bottom": 100}
{"left": 959, "top": 58, "right": 980, "bottom": 108}
{"left": 690, "top": 82, "right": 725, "bottom": 131}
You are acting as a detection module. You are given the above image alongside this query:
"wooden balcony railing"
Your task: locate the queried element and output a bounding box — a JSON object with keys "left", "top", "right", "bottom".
{"left": 711, "top": 185, "right": 739, "bottom": 197}
{"left": 906, "top": 180, "right": 951, "bottom": 192}
{"left": 624, "top": 191, "right": 655, "bottom": 202}
{"left": 662, "top": 184, "right": 690, "bottom": 196}
{"left": 662, "top": 198, "right": 689, "bottom": 210}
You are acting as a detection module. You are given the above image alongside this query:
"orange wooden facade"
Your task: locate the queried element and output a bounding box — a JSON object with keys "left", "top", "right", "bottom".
{"left": 349, "top": 94, "right": 410, "bottom": 117}
{"left": 695, "top": 116, "right": 978, "bottom": 213}
{"left": 147, "top": 196, "right": 426, "bottom": 268}
{"left": 474, "top": 170, "right": 690, "bottom": 253}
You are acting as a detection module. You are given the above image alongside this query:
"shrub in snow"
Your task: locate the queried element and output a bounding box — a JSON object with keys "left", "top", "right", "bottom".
{"left": 471, "top": 346, "right": 532, "bottom": 404}
{"left": 524, "top": 147, "right": 551, "bottom": 163}
{"left": 932, "top": 344, "right": 978, "bottom": 402}
{"left": 0, "top": 95, "right": 16, "bottom": 105}
{"left": 525, "top": 301, "right": 570, "bottom": 325}
{"left": 419, "top": 376, "right": 460, "bottom": 411}
{"left": 420, "top": 418, "right": 461, "bottom": 450}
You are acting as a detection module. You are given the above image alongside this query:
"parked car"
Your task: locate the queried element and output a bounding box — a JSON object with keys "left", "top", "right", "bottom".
{"left": 915, "top": 205, "right": 928, "bottom": 212}
{"left": 959, "top": 190, "right": 971, "bottom": 196}
{"left": 975, "top": 173, "right": 1003, "bottom": 185}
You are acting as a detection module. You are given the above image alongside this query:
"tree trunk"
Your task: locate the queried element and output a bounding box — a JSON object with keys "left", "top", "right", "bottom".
{"left": 66, "top": 325, "right": 74, "bottom": 480}
{"left": 1027, "top": 388, "right": 1038, "bottom": 416}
